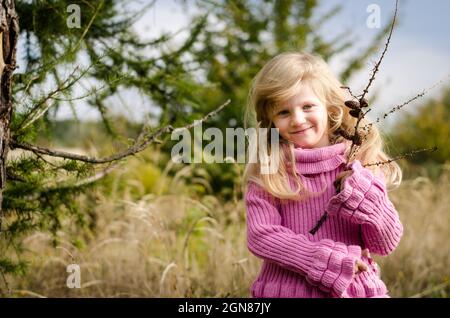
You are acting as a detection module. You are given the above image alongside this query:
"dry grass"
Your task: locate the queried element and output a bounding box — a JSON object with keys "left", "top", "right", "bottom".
{"left": 3, "top": 161, "right": 449, "bottom": 298}
{"left": 376, "top": 166, "right": 450, "bottom": 298}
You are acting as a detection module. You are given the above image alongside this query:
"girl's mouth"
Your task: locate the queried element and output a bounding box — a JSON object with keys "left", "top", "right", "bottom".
{"left": 290, "top": 126, "right": 313, "bottom": 135}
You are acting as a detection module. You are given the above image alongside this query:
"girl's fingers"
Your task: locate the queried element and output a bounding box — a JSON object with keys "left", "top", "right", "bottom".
{"left": 334, "top": 171, "right": 352, "bottom": 192}
{"left": 358, "top": 262, "right": 368, "bottom": 272}
{"left": 362, "top": 248, "right": 369, "bottom": 257}
{"left": 355, "top": 260, "right": 368, "bottom": 274}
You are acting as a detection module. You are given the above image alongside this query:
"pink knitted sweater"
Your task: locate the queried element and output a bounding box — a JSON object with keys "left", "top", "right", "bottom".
{"left": 245, "top": 142, "right": 403, "bottom": 298}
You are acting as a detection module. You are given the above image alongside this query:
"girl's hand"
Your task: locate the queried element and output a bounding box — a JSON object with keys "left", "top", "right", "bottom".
{"left": 354, "top": 248, "right": 370, "bottom": 275}
{"left": 334, "top": 168, "right": 353, "bottom": 192}
{"left": 333, "top": 160, "right": 367, "bottom": 192}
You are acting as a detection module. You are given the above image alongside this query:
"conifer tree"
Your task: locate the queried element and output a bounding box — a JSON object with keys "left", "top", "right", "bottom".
{"left": 1, "top": 0, "right": 212, "bottom": 278}
{"left": 0, "top": 0, "right": 406, "bottom": 280}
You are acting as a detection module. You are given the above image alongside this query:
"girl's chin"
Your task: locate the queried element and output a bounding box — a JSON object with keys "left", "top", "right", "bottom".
{"left": 293, "top": 139, "right": 331, "bottom": 149}
{"left": 290, "top": 135, "right": 312, "bottom": 144}
{"left": 291, "top": 140, "right": 315, "bottom": 148}
{"left": 294, "top": 143, "right": 314, "bottom": 149}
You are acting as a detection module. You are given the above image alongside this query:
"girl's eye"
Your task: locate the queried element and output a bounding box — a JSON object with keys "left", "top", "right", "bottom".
{"left": 303, "top": 104, "right": 314, "bottom": 110}
{"left": 277, "top": 110, "right": 290, "bottom": 116}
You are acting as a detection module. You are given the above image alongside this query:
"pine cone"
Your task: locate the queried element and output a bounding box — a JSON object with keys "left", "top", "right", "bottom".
{"left": 349, "top": 109, "right": 361, "bottom": 118}
{"left": 359, "top": 98, "right": 369, "bottom": 108}
{"left": 344, "top": 100, "right": 360, "bottom": 110}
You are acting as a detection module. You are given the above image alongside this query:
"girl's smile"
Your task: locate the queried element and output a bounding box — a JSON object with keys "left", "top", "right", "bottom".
{"left": 290, "top": 126, "right": 313, "bottom": 135}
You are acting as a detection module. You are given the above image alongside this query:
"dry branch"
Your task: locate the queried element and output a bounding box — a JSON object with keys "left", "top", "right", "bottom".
{"left": 363, "top": 74, "right": 450, "bottom": 131}
{"left": 310, "top": 0, "right": 399, "bottom": 235}
{"left": 11, "top": 99, "right": 231, "bottom": 164}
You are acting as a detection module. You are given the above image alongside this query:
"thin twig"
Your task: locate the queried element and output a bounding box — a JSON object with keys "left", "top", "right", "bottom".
{"left": 341, "top": 86, "right": 359, "bottom": 100}
{"left": 359, "top": 0, "right": 398, "bottom": 103}
{"left": 311, "top": 1, "right": 399, "bottom": 235}
{"left": 0, "top": 270, "right": 11, "bottom": 296}
{"left": 71, "top": 0, "right": 104, "bottom": 53}
{"left": 39, "top": 163, "right": 120, "bottom": 194}
{"left": 16, "top": 64, "right": 98, "bottom": 131}
{"left": 11, "top": 100, "right": 231, "bottom": 164}
{"left": 16, "top": 74, "right": 40, "bottom": 103}
{"left": 346, "top": 0, "right": 398, "bottom": 164}
{"left": 364, "top": 74, "right": 450, "bottom": 130}
{"left": 363, "top": 147, "right": 438, "bottom": 168}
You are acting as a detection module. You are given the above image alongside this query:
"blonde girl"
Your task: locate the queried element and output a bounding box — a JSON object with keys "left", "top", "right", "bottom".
{"left": 244, "top": 52, "right": 403, "bottom": 298}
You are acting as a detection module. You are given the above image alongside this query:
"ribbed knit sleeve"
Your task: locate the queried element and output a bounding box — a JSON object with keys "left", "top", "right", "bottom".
{"left": 245, "top": 181, "right": 362, "bottom": 297}
{"left": 326, "top": 160, "right": 403, "bottom": 256}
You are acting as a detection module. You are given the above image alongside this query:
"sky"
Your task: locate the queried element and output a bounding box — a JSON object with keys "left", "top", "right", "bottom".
{"left": 22, "top": 0, "right": 450, "bottom": 127}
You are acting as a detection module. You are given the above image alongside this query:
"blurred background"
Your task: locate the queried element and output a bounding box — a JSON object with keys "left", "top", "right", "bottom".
{"left": 2, "top": 0, "right": 449, "bottom": 298}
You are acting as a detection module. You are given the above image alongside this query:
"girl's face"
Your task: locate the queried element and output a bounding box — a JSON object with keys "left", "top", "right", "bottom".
{"left": 271, "top": 83, "right": 330, "bottom": 149}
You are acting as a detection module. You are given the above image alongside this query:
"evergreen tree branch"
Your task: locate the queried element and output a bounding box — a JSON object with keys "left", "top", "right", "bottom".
{"left": 16, "top": 64, "right": 96, "bottom": 131}
{"left": 71, "top": 0, "right": 105, "bottom": 54}
{"left": 40, "top": 163, "right": 120, "bottom": 194}
{"left": 5, "top": 169, "right": 25, "bottom": 182}
{"left": 11, "top": 100, "right": 231, "bottom": 164}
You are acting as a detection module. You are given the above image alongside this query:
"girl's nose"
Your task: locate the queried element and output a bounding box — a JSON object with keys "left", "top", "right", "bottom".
{"left": 291, "top": 109, "right": 306, "bottom": 126}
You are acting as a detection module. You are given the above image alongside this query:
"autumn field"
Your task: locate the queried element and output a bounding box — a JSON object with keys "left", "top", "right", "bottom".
{"left": 4, "top": 149, "right": 449, "bottom": 298}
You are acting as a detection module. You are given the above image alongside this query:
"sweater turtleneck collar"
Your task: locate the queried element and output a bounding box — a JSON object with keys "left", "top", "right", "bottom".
{"left": 287, "top": 142, "right": 347, "bottom": 175}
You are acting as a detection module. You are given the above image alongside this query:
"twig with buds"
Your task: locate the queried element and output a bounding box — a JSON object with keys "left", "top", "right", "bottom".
{"left": 309, "top": 146, "right": 437, "bottom": 235}
{"left": 363, "top": 147, "right": 438, "bottom": 168}
{"left": 11, "top": 100, "right": 231, "bottom": 164}
{"left": 310, "top": 0, "right": 400, "bottom": 235}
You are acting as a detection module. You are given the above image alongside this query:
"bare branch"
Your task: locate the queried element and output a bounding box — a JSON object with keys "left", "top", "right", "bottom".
{"left": 359, "top": 0, "right": 398, "bottom": 103}
{"left": 310, "top": 1, "right": 399, "bottom": 235}
{"left": 11, "top": 100, "right": 231, "bottom": 164}
{"left": 340, "top": 86, "right": 358, "bottom": 100}
{"left": 172, "top": 100, "right": 231, "bottom": 133}
{"left": 363, "top": 147, "right": 438, "bottom": 168}
{"left": 364, "top": 74, "right": 450, "bottom": 131}
{"left": 346, "top": 0, "right": 398, "bottom": 163}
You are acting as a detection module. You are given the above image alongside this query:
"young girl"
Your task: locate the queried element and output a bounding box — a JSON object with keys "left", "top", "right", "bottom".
{"left": 243, "top": 52, "right": 403, "bottom": 298}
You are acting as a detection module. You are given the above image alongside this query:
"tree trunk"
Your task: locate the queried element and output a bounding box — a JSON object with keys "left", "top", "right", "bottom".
{"left": 0, "top": 0, "right": 18, "bottom": 231}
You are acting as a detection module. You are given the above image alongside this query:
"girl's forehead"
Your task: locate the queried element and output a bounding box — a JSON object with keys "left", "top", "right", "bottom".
{"left": 278, "top": 84, "right": 322, "bottom": 107}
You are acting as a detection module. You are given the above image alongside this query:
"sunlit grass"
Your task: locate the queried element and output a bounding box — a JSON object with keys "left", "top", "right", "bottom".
{"left": 4, "top": 151, "right": 449, "bottom": 298}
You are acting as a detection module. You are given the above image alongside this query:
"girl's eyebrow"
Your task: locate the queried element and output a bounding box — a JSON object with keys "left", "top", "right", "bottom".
{"left": 297, "top": 100, "right": 317, "bottom": 105}
{"left": 274, "top": 104, "right": 288, "bottom": 111}
{"left": 279, "top": 100, "right": 316, "bottom": 108}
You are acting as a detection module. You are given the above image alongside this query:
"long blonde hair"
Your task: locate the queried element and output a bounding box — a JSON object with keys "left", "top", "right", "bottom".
{"left": 243, "top": 52, "right": 402, "bottom": 200}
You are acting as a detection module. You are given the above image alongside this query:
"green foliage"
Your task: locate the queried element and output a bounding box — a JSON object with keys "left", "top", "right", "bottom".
{"left": 7, "top": 0, "right": 202, "bottom": 277}
{"left": 2, "top": 0, "right": 399, "bottom": 279}
{"left": 160, "top": 0, "right": 394, "bottom": 198}
{"left": 0, "top": 258, "right": 28, "bottom": 277}
{"left": 388, "top": 87, "right": 450, "bottom": 179}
